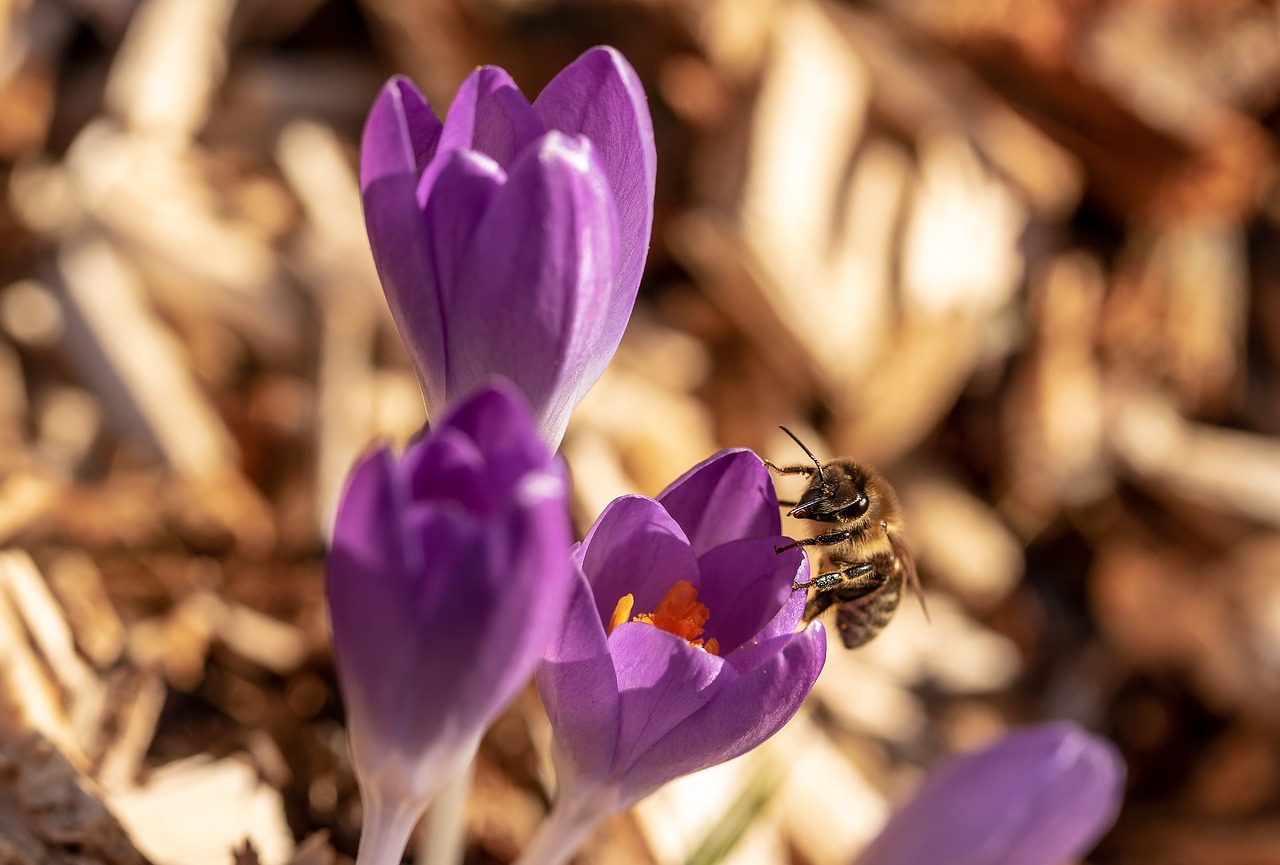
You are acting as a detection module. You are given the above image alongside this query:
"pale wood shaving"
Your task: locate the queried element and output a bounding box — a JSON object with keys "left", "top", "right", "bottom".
{"left": 107, "top": 756, "right": 295, "bottom": 865}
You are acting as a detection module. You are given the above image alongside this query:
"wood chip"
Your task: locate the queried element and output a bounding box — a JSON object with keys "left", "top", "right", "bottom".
{"left": 0, "top": 473, "right": 59, "bottom": 547}
{"left": 107, "top": 755, "right": 295, "bottom": 865}
{"left": 276, "top": 120, "right": 386, "bottom": 529}
{"left": 896, "top": 472, "right": 1024, "bottom": 610}
{"left": 0, "top": 550, "right": 106, "bottom": 755}
{"left": 0, "top": 732, "right": 147, "bottom": 865}
{"left": 1108, "top": 392, "right": 1280, "bottom": 528}
{"left": 105, "top": 0, "right": 236, "bottom": 141}
{"left": 45, "top": 550, "right": 127, "bottom": 670}
{"left": 0, "top": 567, "right": 85, "bottom": 768}
{"left": 55, "top": 234, "right": 236, "bottom": 481}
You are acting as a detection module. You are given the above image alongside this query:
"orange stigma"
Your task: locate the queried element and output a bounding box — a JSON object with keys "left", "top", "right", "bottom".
{"left": 609, "top": 580, "right": 719, "bottom": 655}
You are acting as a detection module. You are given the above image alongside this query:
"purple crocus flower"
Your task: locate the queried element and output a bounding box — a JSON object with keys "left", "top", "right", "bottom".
{"left": 522, "top": 449, "right": 827, "bottom": 865}
{"left": 326, "top": 383, "right": 573, "bottom": 865}
{"left": 360, "top": 46, "right": 656, "bottom": 448}
{"left": 856, "top": 721, "right": 1125, "bottom": 865}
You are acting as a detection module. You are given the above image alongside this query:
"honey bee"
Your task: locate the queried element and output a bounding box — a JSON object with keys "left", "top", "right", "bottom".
{"left": 766, "top": 427, "right": 927, "bottom": 649}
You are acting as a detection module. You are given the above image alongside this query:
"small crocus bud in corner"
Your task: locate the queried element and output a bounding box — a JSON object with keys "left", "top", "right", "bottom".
{"left": 360, "top": 46, "right": 656, "bottom": 448}
{"left": 520, "top": 449, "right": 828, "bottom": 865}
{"left": 326, "top": 382, "right": 574, "bottom": 865}
{"left": 855, "top": 721, "right": 1126, "bottom": 865}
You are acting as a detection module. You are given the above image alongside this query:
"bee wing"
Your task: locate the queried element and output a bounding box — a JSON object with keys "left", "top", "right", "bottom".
{"left": 888, "top": 527, "right": 929, "bottom": 623}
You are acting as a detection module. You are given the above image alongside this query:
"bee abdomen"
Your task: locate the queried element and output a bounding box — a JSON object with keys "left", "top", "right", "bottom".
{"left": 834, "top": 582, "right": 902, "bottom": 649}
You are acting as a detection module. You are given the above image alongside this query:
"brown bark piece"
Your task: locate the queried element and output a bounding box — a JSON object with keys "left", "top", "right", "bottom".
{"left": 0, "top": 733, "right": 148, "bottom": 865}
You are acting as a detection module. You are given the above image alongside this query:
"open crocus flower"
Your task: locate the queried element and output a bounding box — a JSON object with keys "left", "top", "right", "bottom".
{"left": 326, "top": 383, "right": 573, "bottom": 865}
{"left": 522, "top": 449, "right": 827, "bottom": 865}
{"left": 856, "top": 721, "right": 1125, "bottom": 865}
{"left": 360, "top": 46, "right": 656, "bottom": 448}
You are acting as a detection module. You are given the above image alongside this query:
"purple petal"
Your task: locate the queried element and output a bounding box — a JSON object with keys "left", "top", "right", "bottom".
{"left": 330, "top": 474, "right": 482, "bottom": 758}
{"left": 400, "top": 384, "right": 553, "bottom": 517}
{"left": 438, "top": 66, "right": 546, "bottom": 170}
{"left": 856, "top": 722, "right": 1126, "bottom": 865}
{"left": 438, "top": 469, "right": 572, "bottom": 725}
{"left": 657, "top": 449, "right": 782, "bottom": 554}
{"left": 537, "top": 565, "right": 621, "bottom": 784}
{"left": 722, "top": 588, "right": 810, "bottom": 675}
{"left": 360, "top": 78, "right": 448, "bottom": 414}
{"left": 534, "top": 45, "right": 656, "bottom": 389}
{"left": 436, "top": 381, "right": 557, "bottom": 502}
{"left": 617, "top": 622, "right": 826, "bottom": 800}
{"left": 609, "top": 623, "right": 732, "bottom": 773}
{"left": 577, "top": 495, "right": 700, "bottom": 630}
{"left": 402, "top": 426, "right": 488, "bottom": 513}
{"left": 327, "top": 383, "right": 573, "bottom": 816}
{"left": 447, "top": 132, "right": 620, "bottom": 446}
{"left": 417, "top": 150, "right": 504, "bottom": 326}
{"left": 694, "top": 538, "right": 799, "bottom": 655}
{"left": 362, "top": 76, "right": 442, "bottom": 180}
{"left": 750, "top": 587, "right": 808, "bottom": 643}
{"left": 328, "top": 448, "right": 403, "bottom": 591}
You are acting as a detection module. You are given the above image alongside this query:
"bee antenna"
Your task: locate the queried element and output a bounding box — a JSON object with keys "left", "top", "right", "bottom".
{"left": 778, "top": 426, "right": 825, "bottom": 483}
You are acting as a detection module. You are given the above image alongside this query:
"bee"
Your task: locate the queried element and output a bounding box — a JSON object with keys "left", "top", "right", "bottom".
{"left": 766, "top": 426, "right": 927, "bottom": 649}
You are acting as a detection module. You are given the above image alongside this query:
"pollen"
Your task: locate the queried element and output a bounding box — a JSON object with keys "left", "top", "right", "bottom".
{"left": 614, "top": 580, "right": 720, "bottom": 655}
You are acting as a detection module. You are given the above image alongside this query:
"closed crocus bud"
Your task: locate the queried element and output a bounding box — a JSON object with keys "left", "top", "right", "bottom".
{"left": 856, "top": 722, "right": 1125, "bottom": 865}
{"left": 360, "top": 46, "right": 656, "bottom": 448}
{"left": 327, "top": 383, "right": 573, "bottom": 865}
{"left": 519, "top": 450, "right": 827, "bottom": 865}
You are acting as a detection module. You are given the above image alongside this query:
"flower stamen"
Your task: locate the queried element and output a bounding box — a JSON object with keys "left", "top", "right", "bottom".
{"left": 614, "top": 580, "right": 719, "bottom": 655}
{"left": 608, "top": 593, "right": 635, "bottom": 635}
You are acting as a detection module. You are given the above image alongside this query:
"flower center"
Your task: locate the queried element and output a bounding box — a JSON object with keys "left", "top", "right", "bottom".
{"left": 608, "top": 580, "right": 720, "bottom": 655}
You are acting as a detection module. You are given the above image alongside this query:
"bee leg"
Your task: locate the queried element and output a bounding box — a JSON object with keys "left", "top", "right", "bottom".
{"left": 802, "top": 591, "right": 837, "bottom": 623}
{"left": 794, "top": 562, "right": 875, "bottom": 592}
{"left": 830, "top": 565, "right": 890, "bottom": 601}
{"left": 763, "top": 460, "right": 817, "bottom": 477}
{"left": 775, "top": 529, "right": 855, "bottom": 553}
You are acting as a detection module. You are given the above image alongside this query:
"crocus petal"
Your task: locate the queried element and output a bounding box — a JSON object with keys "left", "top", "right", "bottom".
{"left": 534, "top": 44, "right": 657, "bottom": 389}
{"left": 447, "top": 131, "right": 620, "bottom": 445}
{"left": 694, "top": 538, "right": 801, "bottom": 655}
{"left": 328, "top": 448, "right": 404, "bottom": 594}
{"left": 657, "top": 449, "right": 782, "bottom": 554}
{"left": 362, "top": 76, "right": 442, "bottom": 179}
{"left": 375, "top": 507, "right": 486, "bottom": 749}
{"left": 433, "top": 379, "right": 558, "bottom": 506}
{"left": 856, "top": 722, "right": 1125, "bottom": 865}
{"left": 359, "top": 50, "right": 654, "bottom": 448}
{"left": 438, "top": 65, "right": 547, "bottom": 170}
{"left": 327, "top": 383, "right": 574, "bottom": 851}
{"left": 436, "top": 470, "right": 573, "bottom": 722}
{"left": 726, "top": 589, "right": 808, "bottom": 674}
{"left": 360, "top": 78, "right": 448, "bottom": 411}
{"left": 537, "top": 565, "right": 622, "bottom": 784}
{"left": 417, "top": 150, "right": 504, "bottom": 334}
{"left": 404, "top": 427, "right": 487, "bottom": 513}
{"left": 327, "top": 452, "right": 416, "bottom": 745}
{"left": 609, "top": 623, "right": 732, "bottom": 773}
{"left": 577, "top": 494, "right": 701, "bottom": 629}
{"left": 534, "top": 447, "right": 828, "bottom": 856}
{"left": 330, "top": 477, "right": 480, "bottom": 770}
{"left": 619, "top": 622, "right": 826, "bottom": 799}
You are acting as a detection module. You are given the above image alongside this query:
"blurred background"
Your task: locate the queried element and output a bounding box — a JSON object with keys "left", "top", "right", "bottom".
{"left": 2, "top": 0, "right": 1280, "bottom": 863}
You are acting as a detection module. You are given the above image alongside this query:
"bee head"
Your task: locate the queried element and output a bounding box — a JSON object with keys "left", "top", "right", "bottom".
{"left": 776, "top": 427, "right": 872, "bottom": 524}
{"left": 788, "top": 460, "right": 870, "bottom": 523}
